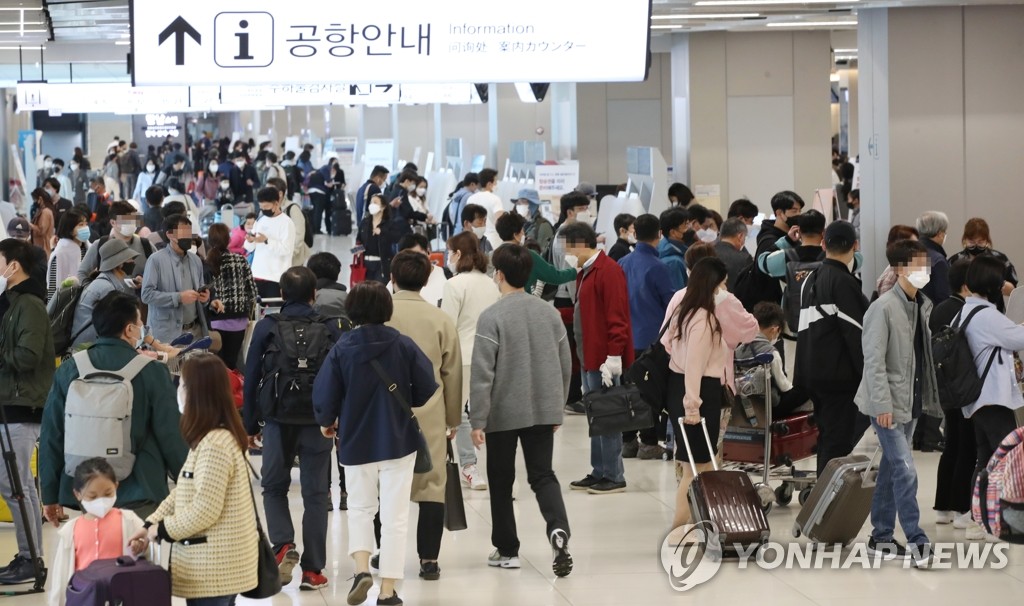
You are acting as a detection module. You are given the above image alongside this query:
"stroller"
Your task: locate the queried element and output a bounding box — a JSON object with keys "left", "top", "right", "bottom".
{"left": 721, "top": 352, "right": 818, "bottom": 514}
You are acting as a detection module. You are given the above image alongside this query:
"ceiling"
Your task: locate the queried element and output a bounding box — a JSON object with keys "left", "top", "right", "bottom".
{"left": 0, "top": 0, "right": 1013, "bottom": 66}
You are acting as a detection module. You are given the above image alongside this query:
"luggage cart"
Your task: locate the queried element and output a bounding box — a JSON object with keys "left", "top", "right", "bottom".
{"left": 723, "top": 352, "right": 817, "bottom": 514}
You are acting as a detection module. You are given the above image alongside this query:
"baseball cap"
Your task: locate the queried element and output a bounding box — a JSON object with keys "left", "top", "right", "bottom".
{"left": 6, "top": 217, "right": 30, "bottom": 240}
{"left": 575, "top": 182, "right": 597, "bottom": 198}
{"left": 824, "top": 220, "right": 858, "bottom": 249}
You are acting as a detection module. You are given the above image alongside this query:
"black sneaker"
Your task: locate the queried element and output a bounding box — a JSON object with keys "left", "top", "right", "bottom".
{"left": 866, "top": 537, "right": 910, "bottom": 561}
{"left": 0, "top": 556, "right": 35, "bottom": 585}
{"left": 587, "top": 480, "right": 627, "bottom": 495}
{"left": 338, "top": 492, "right": 348, "bottom": 511}
{"left": 550, "top": 529, "right": 573, "bottom": 577}
{"left": 909, "top": 543, "right": 936, "bottom": 569}
{"left": 569, "top": 475, "right": 601, "bottom": 490}
{"left": 347, "top": 572, "right": 373, "bottom": 606}
{"left": 377, "top": 592, "right": 403, "bottom": 606}
{"left": 0, "top": 555, "right": 24, "bottom": 575}
{"left": 419, "top": 560, "right": 440, "bottom": 580}
{"left": 370, "top": 553, "right": 380, "bottom": 571}
{"left": 564, "top": 401, "right": 586, "bottom": 415}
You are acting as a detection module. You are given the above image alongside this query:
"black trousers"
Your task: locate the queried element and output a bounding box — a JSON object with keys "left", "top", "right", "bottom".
{"left": 215, "top": 328, "right": 246, "bottom": 371}
{"left": 972, "top": 405, "right": 1017, "bottom": 483}
{"left": 934, "top": 408, "right": 976, "bottom": 513}
{"left": 809, "top": 387, "right": 870, "bottom": 476}
{"left": 773, "top": 385, "right": 811, "bottom": 420}
{"left": 487, "top": 425, "right": 570, "bottom": 557}
{"left": 373, "top": 501, "right": 445, "bottom": 561}
{"left": 310, "top": 192, "right": 330, "bottom": 234}
{"left": 256, "top": 280, "right": 281, "bottom": 299}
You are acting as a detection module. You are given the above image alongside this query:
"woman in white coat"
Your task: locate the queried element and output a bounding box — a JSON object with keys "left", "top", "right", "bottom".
{"left": 441, "top": 231, "right": 500, "bottom": 489}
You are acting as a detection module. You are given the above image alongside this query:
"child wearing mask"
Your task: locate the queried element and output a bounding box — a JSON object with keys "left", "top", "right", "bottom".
{"left": 49, "top": 458, "right": 148, "bottom": 606}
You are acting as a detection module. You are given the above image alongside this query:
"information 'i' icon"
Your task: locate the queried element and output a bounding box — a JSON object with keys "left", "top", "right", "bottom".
{"left": 235, "top": 20, "right": 253, "bottom": 60}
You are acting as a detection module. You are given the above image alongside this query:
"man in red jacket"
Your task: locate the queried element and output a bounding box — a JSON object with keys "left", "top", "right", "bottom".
{"left": 559, "top": 222, "right": 636, "bottom": 494}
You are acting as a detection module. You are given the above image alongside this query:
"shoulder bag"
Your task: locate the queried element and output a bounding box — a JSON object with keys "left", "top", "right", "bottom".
{"left": 369, "top": 359, "right": 433, "bottom": 474}
{"left": 242, "top": 459, "right": 282, "bottom": 599}
{"left": 624, "top": 321, "right": 673, "bottom": 414}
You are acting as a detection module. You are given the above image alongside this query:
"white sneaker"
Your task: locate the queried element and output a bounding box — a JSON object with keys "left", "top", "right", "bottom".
{"left": 935, "top": 510, "right": 955, "bottom": 525}
{"left": 965, "top": 523, "right": 986, "bottom": 541}
{"left": 953, "top": 512, "right": 974, "bottom": 529}
{"left": 461, "top": 465, "right": 488, "bottom": 490}
{"left": 487, "top": 550, "right": 521, "bottom": 569}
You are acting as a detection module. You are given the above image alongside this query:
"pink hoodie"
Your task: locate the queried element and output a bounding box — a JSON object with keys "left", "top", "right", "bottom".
{"left": 661, "top": 290, "right": 759, "bottom": 401}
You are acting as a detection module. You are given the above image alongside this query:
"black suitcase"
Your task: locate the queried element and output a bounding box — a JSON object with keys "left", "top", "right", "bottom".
{"left": 333, "top": 204, "right": 352, "bottom": 236}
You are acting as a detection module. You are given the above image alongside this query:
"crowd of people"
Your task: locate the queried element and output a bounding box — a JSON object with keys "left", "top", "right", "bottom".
{"left": 0, "top": 133, "right": 1021, "bottom": 603}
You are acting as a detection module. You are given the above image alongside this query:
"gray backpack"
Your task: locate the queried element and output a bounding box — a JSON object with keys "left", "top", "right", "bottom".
{"left": 64, "top": 351, "right": 153, "bottom": 480}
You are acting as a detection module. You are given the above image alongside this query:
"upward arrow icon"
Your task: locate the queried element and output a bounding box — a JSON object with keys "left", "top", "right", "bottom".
{"left": 158, "top": 16, "right": 201, "bottom": 66}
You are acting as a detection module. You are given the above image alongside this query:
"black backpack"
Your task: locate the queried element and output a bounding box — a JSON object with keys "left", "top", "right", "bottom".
{"left": 782, "top": 249, "right": 823, "bottom": 333}
{"left": 257, "top": 314, "right": 337, "bottom": 424}
{"left": 286, "top": 203, "right": 315, "bottom": 248}
{"left": 732, "top": 260, "right": 782, "bottom": 312}
{"left": 932, "top": 306, "right": 999, "bottom": 411}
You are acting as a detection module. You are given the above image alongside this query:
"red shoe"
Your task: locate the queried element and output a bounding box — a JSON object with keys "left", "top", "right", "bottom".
{"left": 275, "top": 543, "right": 299, "bottom": 585}
{"left": 300, "top": 570, "right": 328, "bottom": 591}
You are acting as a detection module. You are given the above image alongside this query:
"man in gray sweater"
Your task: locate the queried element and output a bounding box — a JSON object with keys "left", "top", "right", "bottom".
{"left": 470, "top": 244, "right": 573, "bottom": 578}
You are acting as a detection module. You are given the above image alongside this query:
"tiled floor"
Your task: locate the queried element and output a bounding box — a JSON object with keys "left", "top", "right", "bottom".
{"left": 8, "top": 235, "right": 1024, "bottom": 605}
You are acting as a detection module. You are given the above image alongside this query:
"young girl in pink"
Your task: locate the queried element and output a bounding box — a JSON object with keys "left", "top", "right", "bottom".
{"left": 48, "top": 458, "right": 148, "bottom": 606}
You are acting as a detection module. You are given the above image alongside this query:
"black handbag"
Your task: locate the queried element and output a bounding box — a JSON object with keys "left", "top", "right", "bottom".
{"left": 623, "top": 322, "right": 672, "bottom": 412}
{"left": 370, "top": 359, "right": 433, "bottom": 474}
{"left": 583, "top": 383, "right": 655, "bottom": 437}
{"left": 242, "top": 461, "right": 283, "bottom": 599}
{"left": 443, "top": 441, "right": 468, "bottom": 531}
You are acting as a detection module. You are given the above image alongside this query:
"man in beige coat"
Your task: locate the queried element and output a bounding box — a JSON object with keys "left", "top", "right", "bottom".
{"left": 383, "top": 250, "right": 462, "bottom": 581}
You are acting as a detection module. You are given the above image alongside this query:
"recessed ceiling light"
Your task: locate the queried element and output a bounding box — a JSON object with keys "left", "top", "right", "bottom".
{"left": 651, "top": 24, "right": 687, "bottom": 29}
{"left": 767, "top": 21, "right": 857, "bottom": 27}
{"left": 115, "top": 40, "right": 130, "bottom": 45}
{"left": 652, "top": 13, "right": 760, "bottom": 19}
{"left": 697, "top": 0, "right": 858, "bottom": 5}
{"left": 833, "top": 48, "right": 857, "bottom": 53}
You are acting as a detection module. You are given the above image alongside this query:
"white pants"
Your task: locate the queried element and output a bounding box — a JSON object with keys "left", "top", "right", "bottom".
{"left": 344, "top": 452, "right": 416, "bottom": 580}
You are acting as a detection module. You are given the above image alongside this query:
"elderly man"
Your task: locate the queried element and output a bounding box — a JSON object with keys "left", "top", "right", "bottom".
{"left": 915, "top": 211, "right": 951, "bottom": 305}
{"left": 715, "top": 217, "right": 753, "bottom": 290}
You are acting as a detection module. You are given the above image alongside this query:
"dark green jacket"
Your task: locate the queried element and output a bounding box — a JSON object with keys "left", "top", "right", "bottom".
{"left": 525, "top": 249, "right": 577, "bottom": 295}
{"left": 0, "top": 285, "right": 55, "bottom": 410}
{"left": 39, "top": 338, "right": 189, "bottom": 509}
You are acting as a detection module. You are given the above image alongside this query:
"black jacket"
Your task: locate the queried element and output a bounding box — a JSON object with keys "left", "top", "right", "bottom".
{"left": 357, "top": 215, "right": 400, "bottom": 261}
{"left": 929, "top": 294, "right": 965, "bottom": 333}
{"left": 921, "top": 238, "right": 951, "bottom": 304}
{"left": 794, "top": 258, "right": 869, "bottom": 392}
{"left": 756, "top": 218, "right": 789, "bottom": 259}
{"left": 608, "top": 238, "right": 634, "bottom": 262}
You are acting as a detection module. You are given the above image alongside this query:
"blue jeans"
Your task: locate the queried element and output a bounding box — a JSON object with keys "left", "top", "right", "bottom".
{"left": 0, "top": 423, "right": 42, "bottom": 558}
{"left": 583, "top": 371, "right": 625, "bottom": 484}
{"left": 870, "top": 418, "right": 928, "bottom": 546}
{"left": 186, "top": 596, "right": 236, "bottom": 606}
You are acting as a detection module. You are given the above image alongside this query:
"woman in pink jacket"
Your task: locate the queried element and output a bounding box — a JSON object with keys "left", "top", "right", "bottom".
{"left": 661, "top": 257, "right": 758, "bottom": 529}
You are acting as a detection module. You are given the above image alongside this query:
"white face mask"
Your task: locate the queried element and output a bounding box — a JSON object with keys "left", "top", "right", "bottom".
{"left": 516, "top": 204, "right": 530, "bottom": 218}
{"left": 44, "top": 187, "right": 56, "bottom": 199}
{"left": 415, "top": 187, "right": 427, "bottom": 197}
{"left": 81, "top": 496, "right": 116, "bottom": 519}
{"left": 70, "top": 162, "right": 79, "bottom": 171}
{"left": 146, "top": 163, "right": 156, "bottom": 173}
{"left": 574, "top": 211, "right": 592, "bottom": 225}
{"left": 235, "top": 161, "right": 246, "bottom": 170}
{"left": 627, "top": 234, "right": 637, "bottom": 245}
{"left": 119, "top": 223, "right": 136, "bottom": 237}
{"left": 134, "top": 323, "right": 145, "bottom": 349}
{"left": 447, "top": 255, "right": 459, "bottom": 274}
{"left": 405, "top": 183, "right": 417, "bottom": 192}
{"left": 43, "top": 159, "right": 52, "bottom": 169}
{"left": 907, "top": 269, "right": 930, "bottom": 290}
{"left": 564, "top": 254, "right": 579, "bottom": 269}
{"left": 209, "top": 162, "right": 219, "bottom": 173}
{"left": 714, "top": 288, "right": 729, "bottom": 306}
{"left": 177, "top": 383, "right": 186, "bottom": 414}
{"left": 697, "top": 228, "right": 718, "bottom": 243}
{"left": 368, "top": 203, "right": 382, "bottom": 216}
{"left": 472, "top": 226, "right": 486, "bottom": 238}
{"left": 220, "top": 182, "right": 230, "bottom": 191}
{"left": 0, "top": 265, "right": 14, "bottom": 292}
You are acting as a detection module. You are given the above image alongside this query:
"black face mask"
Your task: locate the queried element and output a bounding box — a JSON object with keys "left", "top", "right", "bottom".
{"left": 262, "top": 208, "right": 276, "bottom": 218}
{"left": 965, "top": 245, "right": 988, "bottom": 256}
{"left": 121, "top": 261, "right": 136, "bottom": 275}
{"left": 176, "top": 237, "right": 193, "bottom": 252}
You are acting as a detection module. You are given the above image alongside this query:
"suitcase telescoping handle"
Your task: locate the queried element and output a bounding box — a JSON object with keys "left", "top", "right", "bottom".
{"left": 678, "top": 417, "right": 719, "bottom": 476}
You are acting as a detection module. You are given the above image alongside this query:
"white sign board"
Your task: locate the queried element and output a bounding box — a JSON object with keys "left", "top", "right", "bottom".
{"left": 333, "top": 137, "right": 358, "bottom": 166}
{"left": 535, "top": 163, "right": 580, "bottom": 197}
{"left": 219, "top": 83, "right": 399, "bottom": 106}
{"left": 130, "top": 0, "right": 651, "bottom": 86}
{"left": 363, "top": 139, "right": 395, "bottom": 180}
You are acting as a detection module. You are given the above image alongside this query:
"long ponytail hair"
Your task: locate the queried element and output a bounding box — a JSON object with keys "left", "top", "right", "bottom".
{"left": 673, "top": 257, "right": 728, "bottom": 342}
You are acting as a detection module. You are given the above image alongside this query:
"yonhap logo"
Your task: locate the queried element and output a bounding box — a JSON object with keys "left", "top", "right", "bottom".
{"left": 659, "top": 521, "right": 723, "bottom": 591}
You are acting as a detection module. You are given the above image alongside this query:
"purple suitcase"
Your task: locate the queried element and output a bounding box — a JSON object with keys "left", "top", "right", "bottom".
{"left": 66, "top": 556, "right": 171, "bottom": 606}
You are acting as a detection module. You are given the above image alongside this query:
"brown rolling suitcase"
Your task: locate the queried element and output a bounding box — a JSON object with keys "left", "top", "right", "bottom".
{"left": 792, "top": 452, "right": 878, "bottom": 545}
{"left": 682, "top": 417, "right": 771, "bottom": 552}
